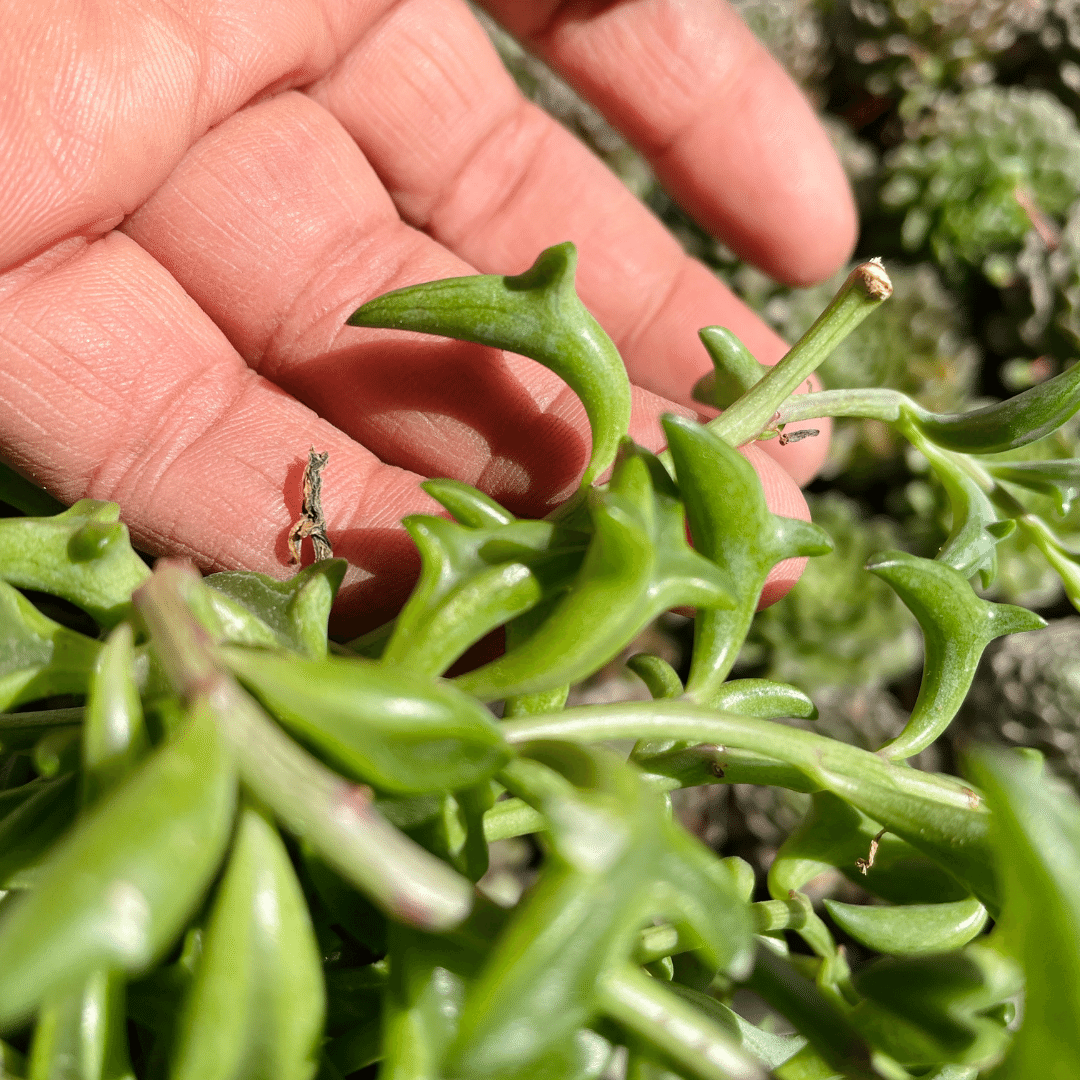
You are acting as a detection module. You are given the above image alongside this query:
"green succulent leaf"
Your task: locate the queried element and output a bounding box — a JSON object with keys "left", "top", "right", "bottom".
{"left": 420, "top": 479, "right": 516, "bottom": 528}
{"left": 82, "top": 622, "right": 149, "bottom": 805}
{"left": 222, "top": 647, "right": 510, "bottom": 795}
{"left": 663, "top": 415, "right": 833, "bottom": 703}
{"left": 983, "top": 458, "right": 1080, "bottom": 515}
{"left": 866, "top": 551, "right": 1046, "bottom": 760}
{"left": 626, "top": 653, "right": 684, "bottom": 700}
{"left": 849, "top": 944, "right": 1021, "bottom": 1068}
{"left": 911, "top": 436, "right": 1013, "bottom": 587}
{"left": 707, "top": 679, "right": 818, "bottom": 720}
{"left": 0, "top": 500, "right": 149, "bottom": 628}
{"left": 0, "top": 580, "right": 101, "bottom": 711}
{"left": 691, "top": 327, "right": 768, "bottom": 410}
{"left": 769, "top": 793, "right": 971, "bottom": 907}
{"left": 745, "top": 947, "right": 876, "bottom": 1080}
{"left": 597, "top": 965, "right": 764, "bottom": 1080}
{"left": 31, "top": 726, "right": 80, "bottom": 779}
{"left": 136, "top": 560, "right": 476, "bottom": 933}
{"left": 203, "top": 560, "right": 346, "bottom": 658}
{"left": 27, "top": 969, "right": 134, "bottom": 1080}
{"left": 0, "top": 772, "right": 78, "bottom": 890}
{"left": 966, "top": 749, "right": 1080, "bottom": 1078}
{"left": 348, "top": 242, "right": 632, "bottom": 487}
{"left": 664, "top": 983, "right": 807, "bottom": 1072}
{"left": 0, "top": 701, "right": 237, "bottom": 1030}
{"left": 449, "top": 745, "right": 752, "bottom": 1078}
{"left": 170, "top": 805, "right": 324, "bottom": 1080}
{"left": 455, "top": 442, "right": 733, "bottom": 702}
{"left": 911, "top": 361, "right": 1080, "bottom": 454}
{"left": 380, "top": 514, "right": 583, "bottom": 676}
{"left": 822, "top": 897, "right": 988, "bottom": 958}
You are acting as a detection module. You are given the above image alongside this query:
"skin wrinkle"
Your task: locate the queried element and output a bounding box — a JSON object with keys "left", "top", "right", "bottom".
{"left": 436, "top": 105, "right": 563, "bottom": 254}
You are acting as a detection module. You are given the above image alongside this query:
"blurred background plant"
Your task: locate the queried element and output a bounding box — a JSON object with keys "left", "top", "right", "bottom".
{"left": 474, "top": 0, "right": 1080, "bottom": 814}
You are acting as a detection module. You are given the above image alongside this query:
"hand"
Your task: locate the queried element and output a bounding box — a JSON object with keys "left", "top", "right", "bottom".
{"left": 0, "top": 0, "right": 856, "bottom": 631}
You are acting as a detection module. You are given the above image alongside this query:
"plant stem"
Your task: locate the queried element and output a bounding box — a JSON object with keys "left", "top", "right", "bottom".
{"left": 767, "top": 387, "right": 908, "bottom": 429}
{"left": 500, "top": 699, "right": 997, "bottom": 909}
{"left": 596, "top": 965, "right": 764, "bottom": 1080}
{"left": 482, "top": 796, "right": 546, "bottom": 842}
{"left": 709, "top": 261, "right": 892, "bottom": 447}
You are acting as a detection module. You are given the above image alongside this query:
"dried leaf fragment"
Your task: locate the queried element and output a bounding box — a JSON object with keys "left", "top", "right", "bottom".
{"left": 288, "top": 448, "right": 332, "bottom": 565}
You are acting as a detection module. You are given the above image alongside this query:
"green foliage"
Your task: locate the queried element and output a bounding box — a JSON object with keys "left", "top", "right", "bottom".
{"left": 4, "top": 243, "right": 1080, "bottom": 1079}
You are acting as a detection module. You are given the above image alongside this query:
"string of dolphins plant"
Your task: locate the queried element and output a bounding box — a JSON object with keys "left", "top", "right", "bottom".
{"left": 2, "top": 242, "right": 1080, "bottom": 1079}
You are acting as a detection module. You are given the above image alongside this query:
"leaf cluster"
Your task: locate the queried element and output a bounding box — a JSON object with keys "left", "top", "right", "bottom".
{"left": 3, "top": 245, "right": 1080, "bottom": 1079}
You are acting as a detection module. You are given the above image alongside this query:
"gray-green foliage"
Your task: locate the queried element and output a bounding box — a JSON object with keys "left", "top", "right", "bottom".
{"left": 959, "top": 617, "right": 1080, "bottom": 790}
{"left": 880, "top": 85, "right": 1080, "bottom": 279}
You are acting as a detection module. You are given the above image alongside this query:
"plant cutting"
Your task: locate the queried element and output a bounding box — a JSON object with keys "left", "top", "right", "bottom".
{"left": 2, "top": 242, "right": 1080, "bottom": 1079}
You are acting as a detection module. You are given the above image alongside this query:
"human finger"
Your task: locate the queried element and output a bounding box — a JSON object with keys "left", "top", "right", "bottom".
{"left": 482, "top": 0, "right": 857, "bottom": 285}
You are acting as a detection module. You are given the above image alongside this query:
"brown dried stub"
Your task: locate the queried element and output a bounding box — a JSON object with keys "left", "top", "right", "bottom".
{"left": 288, "top": 447, "right": 332, "bottom": 564}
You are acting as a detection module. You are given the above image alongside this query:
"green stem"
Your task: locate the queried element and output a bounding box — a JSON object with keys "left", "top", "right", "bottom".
{"left": 500, "top": 700, "right": 996, "bottom": 909}
{"left": 709, "top": 261, "right": 892, "bottom": 447}
{"left": 768, "top": 387, "right": 908, "bottom": 429}
{"left": 596, "top": 964, "right": 764, "bottom": 1080}
{"left": 482, "top": 797, "right": 546, "bottom": 842}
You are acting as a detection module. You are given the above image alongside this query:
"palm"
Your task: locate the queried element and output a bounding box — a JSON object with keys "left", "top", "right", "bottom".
{"left": 0, "top": 0, "right": 855, "bottom": 629}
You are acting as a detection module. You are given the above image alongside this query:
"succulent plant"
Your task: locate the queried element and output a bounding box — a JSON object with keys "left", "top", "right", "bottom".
{"left": 957, "top": 616, "right": 1080, "bottom": 791}
{"left": 879, "top": 85, "right": 1080, "bottom": 282}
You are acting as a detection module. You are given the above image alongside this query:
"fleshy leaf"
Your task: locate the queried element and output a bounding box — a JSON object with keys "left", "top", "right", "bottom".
{"left": 27, "top": 970, "right": 134, "bottom": 1080}
{"left": 966, "top": 749, "right": 1080, "bottom": 1079}
{"left": 823, "top": 898, "right": 988, "bottom": 958}
{"left": 222, "top": 647, "right": 510, "bottom": 795}
{"left": 663, "top": 415, "right": 832, "bottom": 703}
{"left": 913, "top": 437, "right": 1012, "bottom": 587}
{"left": 707, "top": 679, "right": 818, "bottom": 720}
{"left": 691, "top": 327, "right": 768, "bottom": 410}
{"left": 449, "top": 746, "right": 752, "bottom": 1078}
{"left": 866, "top": 551, "right": 1045, "bottom": 760}
{"left": 348, "top": 243, "right": 632, "bottom": 487}
{"left": 0, "top": 702, "right": 237, "bottom": 1029}
{"left": 769, "top": 793, "right": 970, "bottom": 907}
{"left": 380, "top": 515, "right": 583, "bottom": 676}
{"left": 911, "top": 360, "right": 1080, "bottom": 453}
{"left": 170, "top": 805, "right": 324, "bottom": 1080}
{"left": 135, "top": 561, "right": 475, "bottom": 933}
{"left": 0, "top": 580, "right": 100, "bottom": 711}
{"left": 849, "top": 944, "right": 1020, "bottom": 1068}
{"left": 420, "top": 479, "right": 516, "bottom": 528}
{"left": 0, "top": 500, "right": 149, "bottom": 627}
{"left": 984, "top": 458, "right": 1080, "bottom": 515}
{"left": 455, "top": 443, "right": 734, "bottom": 702}
{"left": 204, "top": 559, "right": 346, "bottom": 658}
{"left": 82, "top": 622, "right": 149, "bottom": 805}
{"left": 0, "top": 772, "right": 78, "bottom": 889}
